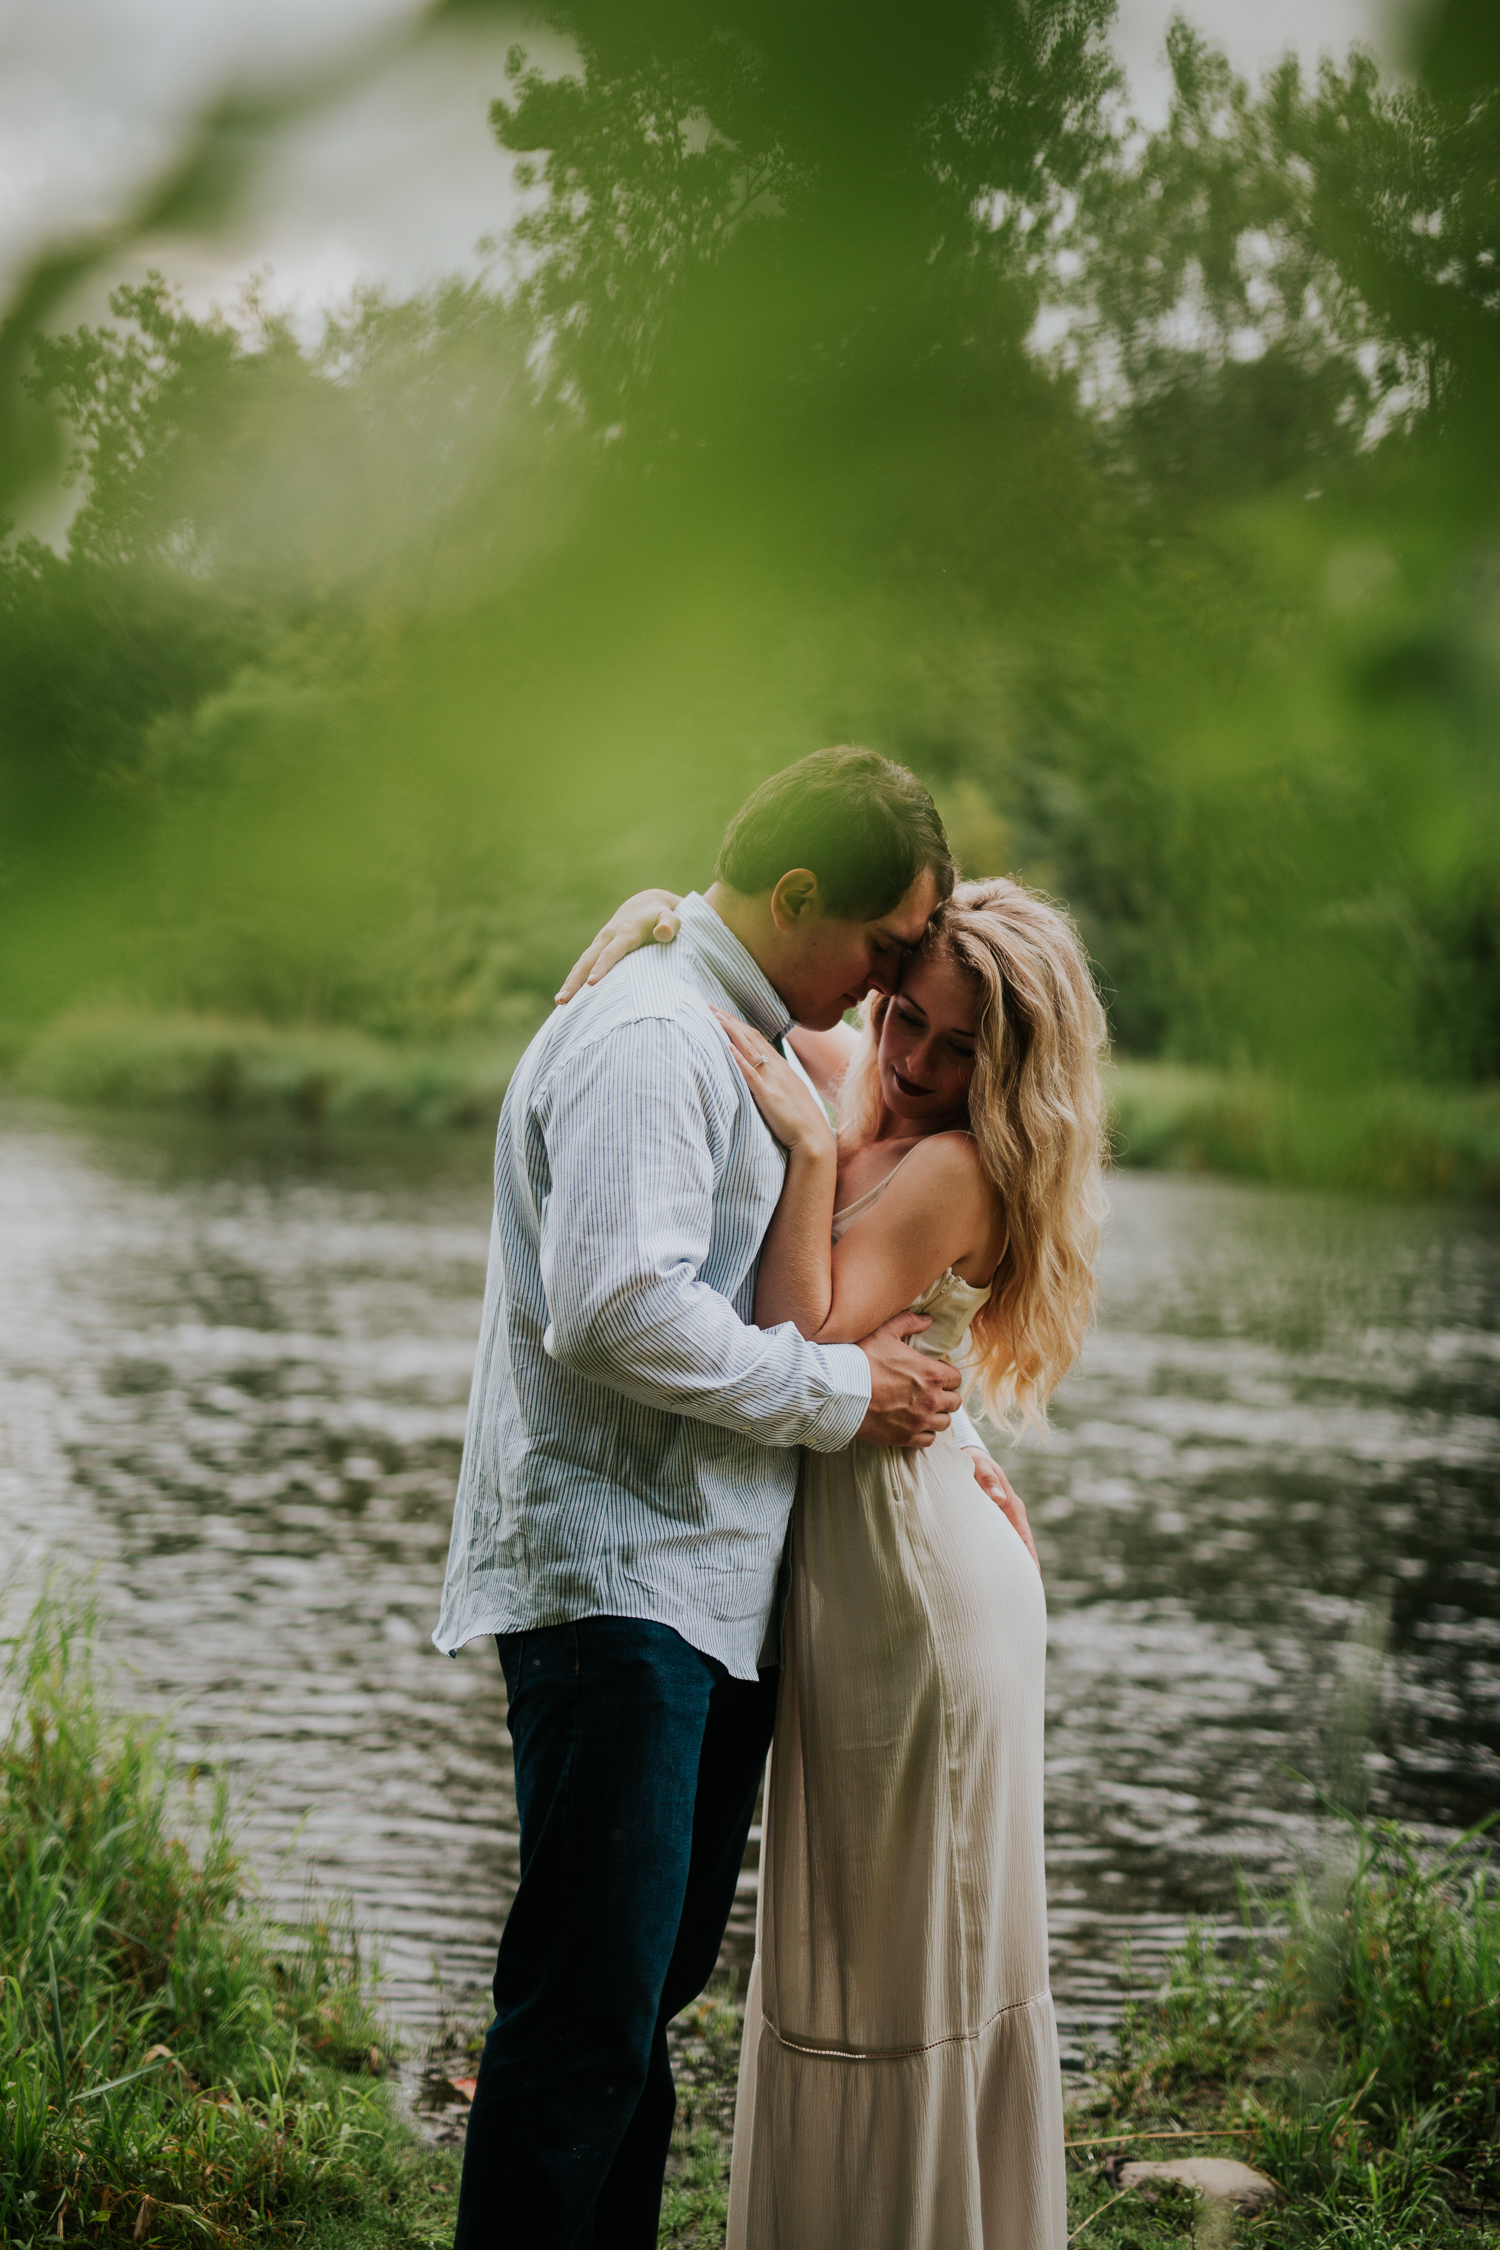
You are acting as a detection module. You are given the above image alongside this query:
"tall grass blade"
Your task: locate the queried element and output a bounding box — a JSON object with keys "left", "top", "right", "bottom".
{"left": 47, "top": 1940, "right": 68, "bottom": 2100}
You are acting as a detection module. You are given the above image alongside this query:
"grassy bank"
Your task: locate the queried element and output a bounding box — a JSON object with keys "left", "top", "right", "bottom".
{"left": 10, "top": 1592, "right": 1496, "bottom": 2246}
{"left": 0, "top": 1600, "right": 458, "bottom": 2250}
{"left": 1064, "top": 1814, "right": 1500, "bottom": 2247}
{"left": 5, "top": 1010, "right": 1500, "bottom": 1200}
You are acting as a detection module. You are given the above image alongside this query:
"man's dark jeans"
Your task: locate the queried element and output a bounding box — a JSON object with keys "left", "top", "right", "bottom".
{"left": 452, "top": 1616, "right": 778, "bottom": 2250}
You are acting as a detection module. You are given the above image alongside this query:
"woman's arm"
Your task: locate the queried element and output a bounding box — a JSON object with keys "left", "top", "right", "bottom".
{"left": 713, "top": 1012, "right": 839, "bottom": 1333}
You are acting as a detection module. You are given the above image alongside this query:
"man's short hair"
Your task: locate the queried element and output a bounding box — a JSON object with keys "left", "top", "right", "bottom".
{"left": 716, "top": 747, "right": 956, "bottom": 920}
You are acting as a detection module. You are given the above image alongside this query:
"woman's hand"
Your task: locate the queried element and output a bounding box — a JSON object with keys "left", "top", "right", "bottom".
{"left": 711, "top": 1009, "right": 837, "bottom": 1159}
{"left": 555, "top": 890, "right": 682, "bottom": 1004}
{"left": 965, "top": 1450, "right": 1040, "bottom": 1574}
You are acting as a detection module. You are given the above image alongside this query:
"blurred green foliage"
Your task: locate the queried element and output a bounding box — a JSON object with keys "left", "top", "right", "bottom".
{"left": 1, "top": 0, "right": 1497, "bottom": 1099}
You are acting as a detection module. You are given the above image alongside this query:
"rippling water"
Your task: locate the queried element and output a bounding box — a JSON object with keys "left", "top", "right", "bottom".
{"left": 3, "top": 1101, "right": 1497, "bottom": 2059}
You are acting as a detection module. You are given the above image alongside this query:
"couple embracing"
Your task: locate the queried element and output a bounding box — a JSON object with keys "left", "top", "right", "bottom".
{"left": 434, "top": 748, "right": 1108, "bottom": 2249}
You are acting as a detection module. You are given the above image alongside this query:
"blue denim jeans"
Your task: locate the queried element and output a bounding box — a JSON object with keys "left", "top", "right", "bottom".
{"left": 452, "top": 1616, "right": 779, "bottom": 2250}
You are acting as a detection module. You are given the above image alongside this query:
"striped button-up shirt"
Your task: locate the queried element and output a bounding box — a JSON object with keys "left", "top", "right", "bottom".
{"left": 433, "top": 892, "right": 874, "bottom": 1678}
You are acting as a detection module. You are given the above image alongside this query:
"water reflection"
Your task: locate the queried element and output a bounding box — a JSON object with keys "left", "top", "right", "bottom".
{"left": 2, "top": 1104, "right": 1497, "bottom": 2058}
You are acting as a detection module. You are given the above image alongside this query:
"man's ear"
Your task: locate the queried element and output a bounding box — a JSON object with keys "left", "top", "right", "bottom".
{"left": 769, "top": 869, "right": 821, "bottom": 931}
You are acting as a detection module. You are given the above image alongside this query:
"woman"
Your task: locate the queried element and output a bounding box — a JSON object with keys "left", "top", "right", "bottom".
{"left": 578, "top": 876, "right": 1107, "bottom": 2248}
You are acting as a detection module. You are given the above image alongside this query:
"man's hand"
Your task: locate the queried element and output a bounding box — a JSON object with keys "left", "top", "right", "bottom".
{"left": 856, "top": 1313, "right": 961, "bottom": 1448}
{"left": 965, "top": 1449, "right": 1040, "bottom": 1573}
{"left": 555, "top": 890, "right": 682, "bottom": 1004}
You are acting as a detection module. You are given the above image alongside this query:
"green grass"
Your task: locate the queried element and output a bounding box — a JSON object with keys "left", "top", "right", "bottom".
{"left": 1110, "top": 1060, "right": 1500, "bottom": 1201}
{"left": 0, "top": 1596, "right": 459, "bottom": 2250}
{"left": 656, "top": 1986, "right": 743, "bottom": 2246}
{"left": 1065, "top": 1813, "right": 1500, "bottom": 2248}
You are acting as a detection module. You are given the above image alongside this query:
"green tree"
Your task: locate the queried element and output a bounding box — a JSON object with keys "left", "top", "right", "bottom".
{"left": 492, "top": 1, "right": 1120, "bottom": 440}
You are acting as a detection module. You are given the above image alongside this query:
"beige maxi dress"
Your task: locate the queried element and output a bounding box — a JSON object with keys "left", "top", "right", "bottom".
{"left": 726, "top": 1175, "right": 1067, "bottom": 2250}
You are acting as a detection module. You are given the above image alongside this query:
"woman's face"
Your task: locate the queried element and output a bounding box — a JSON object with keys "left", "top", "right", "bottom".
{"left": 877, "top": 947, "right": 980, "bottom": 1132}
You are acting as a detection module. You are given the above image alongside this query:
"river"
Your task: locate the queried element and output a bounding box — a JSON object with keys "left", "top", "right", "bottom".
{"left": 3, "top": 1100, "right": 1497, "bottom": 2061}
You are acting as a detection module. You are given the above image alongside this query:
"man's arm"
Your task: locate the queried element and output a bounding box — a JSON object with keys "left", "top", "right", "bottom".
{"left": 536, "top": 1019, "right": 870, "bottom": 1452}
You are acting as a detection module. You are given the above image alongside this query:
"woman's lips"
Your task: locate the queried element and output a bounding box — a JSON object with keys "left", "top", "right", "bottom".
{"left": 892, "top": 1069, "right": 929, "bottom": 1098}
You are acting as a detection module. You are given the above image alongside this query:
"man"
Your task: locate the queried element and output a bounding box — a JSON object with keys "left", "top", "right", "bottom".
{"left": 436, "top": 747, "right": 975, "bottom": 2247}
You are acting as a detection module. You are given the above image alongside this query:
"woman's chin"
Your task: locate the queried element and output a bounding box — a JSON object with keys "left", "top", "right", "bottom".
{"left": 884, "top": 1084, "right": 966, "bottom": 1133}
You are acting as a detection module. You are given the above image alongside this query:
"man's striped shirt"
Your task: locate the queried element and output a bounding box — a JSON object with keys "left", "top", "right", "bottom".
{"left": 432, "top": 892, "right": 874, "bottom": 1679}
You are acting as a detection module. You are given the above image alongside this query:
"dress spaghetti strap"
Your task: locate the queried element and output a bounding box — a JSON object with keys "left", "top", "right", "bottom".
{"left": 831, "top": 1140, "right": 923, "bottom": 1225}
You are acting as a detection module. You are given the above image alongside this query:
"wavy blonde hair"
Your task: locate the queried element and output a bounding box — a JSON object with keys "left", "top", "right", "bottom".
{"left": 838, "top": 876, "right": 1110, "bottom": 1432}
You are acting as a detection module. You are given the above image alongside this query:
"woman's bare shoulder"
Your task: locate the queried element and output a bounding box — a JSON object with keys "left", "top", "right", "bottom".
{"left": 829, "top": 1129, "right": 1001, "bottom": 1299}
{"left": 890, "top": 1132, "right": 999, "bottom": 1223}
{"left": 901, "top": 1129, "right": 988, "bottom": 1187}
{"left": 892, "top": 1134, "right": 1003, "bottom": 1276}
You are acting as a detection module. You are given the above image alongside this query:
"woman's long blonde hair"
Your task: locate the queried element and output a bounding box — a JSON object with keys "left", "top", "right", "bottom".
{"left": 838, "top": 876, "right": 1110, "bottom": 1432}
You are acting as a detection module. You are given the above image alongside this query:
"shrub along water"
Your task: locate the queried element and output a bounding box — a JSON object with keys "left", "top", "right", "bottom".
{"left": 12, "top": 1011, "right": 534, "bottom": 1133}
{"left": 0, "top": 1601, "right": 457, "bottom": 2250}
{"left": 1108, "top": 1065, "right": 1500, "bottom": 1204}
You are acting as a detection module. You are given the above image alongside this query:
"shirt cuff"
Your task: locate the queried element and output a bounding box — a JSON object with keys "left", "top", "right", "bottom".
{"left": 951, "top": 1403, "right": 985, "bottom": 1454}
{"left": 803, "top": 1342, "right": 872, "bottom": 1452}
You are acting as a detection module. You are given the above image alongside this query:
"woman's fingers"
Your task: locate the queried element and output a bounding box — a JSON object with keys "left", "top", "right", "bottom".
{"left": 710, "top": 1007, "right": 765, "bottom": 1062}
{"left": 727, "top": 1043, "right": 769, "bottom": 1099}
{"left": 582, "top": 932, "right": 647, "bottom": 988}
{"left": 555, "top": 890, "right": 684, "bottom": 1004}
{"left": 713, "top": 1008, "right": 833, "bottom": 1154}
{"left": 555, "top": 931, "right": 610, "bottom": 1004}
{"left": 965, "top": 1451, "right": 1041, "bottom": 1573}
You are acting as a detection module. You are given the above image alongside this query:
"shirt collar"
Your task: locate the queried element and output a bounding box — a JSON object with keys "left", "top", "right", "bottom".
{"left": 675, "top": 893, "right": 793, "bottom": 1042}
